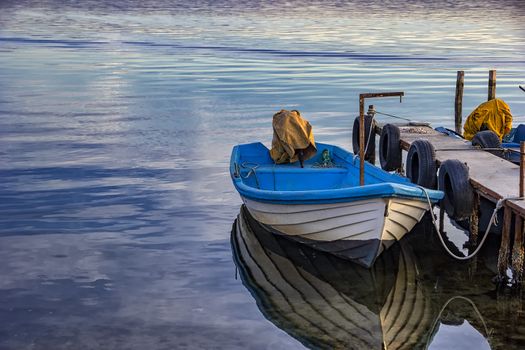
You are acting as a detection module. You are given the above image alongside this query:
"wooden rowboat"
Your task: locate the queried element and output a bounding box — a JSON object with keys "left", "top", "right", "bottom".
{"left": 230, "top": 142, "right": 443, "bottom": 267}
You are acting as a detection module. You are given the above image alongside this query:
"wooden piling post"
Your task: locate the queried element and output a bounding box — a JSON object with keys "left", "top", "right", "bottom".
{"left": 358, "top": 92, "right": 404, "bottom": 186}
{"left": 515, "top": 142, "right": 525, "bottom": 283}
{"left": 519, "top": 141, "right": 525, "bottom": 198}
{"left": 367, "top": 105, "right": 376, "bottom": 164}
{"left": 488, "top": 70, "right": 496, "bottom": 101}
{"left": 455, "top": 71, "right": 464, "bottom": 135}
{"left": 512, "top": 215, "right": 524, "bottom": 283}
{"left": 498, "top": 206, "right": 512, "bottom": 281}
{"left": 359, "top": 95, "right": 365, "bottom": 186}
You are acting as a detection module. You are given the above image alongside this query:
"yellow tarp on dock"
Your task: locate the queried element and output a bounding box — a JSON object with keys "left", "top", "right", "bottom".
{"left": 463, "top": 98, "right": 513, "bottom": 141}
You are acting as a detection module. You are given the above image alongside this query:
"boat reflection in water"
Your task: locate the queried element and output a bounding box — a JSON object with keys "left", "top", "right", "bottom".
{"left": 231, "top": 205, "right": 525, "bottom": 349}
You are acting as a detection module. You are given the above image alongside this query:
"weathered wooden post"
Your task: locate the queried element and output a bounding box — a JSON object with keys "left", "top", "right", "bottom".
{"left": 498, "top": 206, "right": 512, "bottom": 280}
{"left": 488, "top": 70, "right": 496, "bottom": 100}
{"left": 359, "top": 95, "right": 365, "bottom": 186}
{"left": 512, "top": 215, "right": 524, "bottom": 283}
{"left": 519, "top": 141, "right": 525, "bottom": 198}
{"left": 358, "top": 92, "right": 404, "bottom": 186}
{"left": 514, "top": 141, "right": 525, "bottom": 282}
{"left": 367, "top": 105, "right": 376, "bottom": 164}
{"left": 454, "top": 70, "right": 464, "bottom": 135}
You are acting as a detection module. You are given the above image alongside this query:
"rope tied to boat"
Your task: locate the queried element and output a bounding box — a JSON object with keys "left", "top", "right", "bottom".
{"left": 241, "top": 162, "right": 260, "bottom": 189}
{"left": 418, "top": 186, "right": 523, "bottom": 261}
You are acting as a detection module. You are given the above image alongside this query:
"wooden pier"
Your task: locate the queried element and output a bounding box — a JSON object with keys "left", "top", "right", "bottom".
{"left": 358, "top": 70, "right": 525, "bottom": 283}
{"left": 394, "top": 125, "right": 523, "bottom": 210}
{"left": 384, "top": 124, "right": 525, "bottom": 282}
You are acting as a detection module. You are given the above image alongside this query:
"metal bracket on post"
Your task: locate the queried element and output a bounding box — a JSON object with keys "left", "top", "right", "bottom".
{"left": 358, "top": 92, "right": 404, "bottom": 186}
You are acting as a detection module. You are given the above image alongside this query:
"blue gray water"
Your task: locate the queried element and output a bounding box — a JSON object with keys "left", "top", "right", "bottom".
{"left": 1, "top": 1, "right": 525, "bottom": 349}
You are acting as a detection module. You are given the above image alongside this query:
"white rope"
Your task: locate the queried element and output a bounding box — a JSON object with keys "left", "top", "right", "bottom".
{"left": 375, "top": 109, "right": 413, "bottom": 122}
{"left": 241, "top": 162, "right": 260, "bottom": 189}
{"left": 418, "top": 186, "right": 522, "bottom": 261}
{"left": 364, "top": 115, "right": 375, "bottom": 157}
{"left": 353, "top": 113, "right": 376, "bottom": 165}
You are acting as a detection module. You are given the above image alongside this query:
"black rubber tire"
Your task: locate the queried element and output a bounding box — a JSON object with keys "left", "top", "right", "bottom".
{"left": 352, "top": 115, "right": 375, "bottom": 161}
{"left": 406, "top": 139, "right": 437, "bottom": 189}
{"left": 471, "top": 130, "right": 501, "bottom": 148}
{"left": 438, "top": 159, "right": 474, "bottom": 220}
{"left": 471, "top": 130, "right": 502, "bottom": 157}
{"left": 379, "top": 124, "right": 402, "bottom": 171}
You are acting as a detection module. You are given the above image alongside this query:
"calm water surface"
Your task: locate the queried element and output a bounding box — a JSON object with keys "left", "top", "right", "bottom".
{"left": 1, "top": 1, "right": 525, "bottom": 349}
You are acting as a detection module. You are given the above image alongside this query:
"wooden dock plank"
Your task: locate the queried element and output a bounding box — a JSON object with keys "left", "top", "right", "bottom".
{"left": 386, "top": 125, "right": 525, "bottom": 214}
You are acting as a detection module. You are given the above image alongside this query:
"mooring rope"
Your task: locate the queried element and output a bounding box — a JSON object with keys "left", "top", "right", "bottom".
{"left": 353, "top": 112, "right": 378, "bottom": 165}
{"left": 363, "top": 114, "right": 375, "bottom": 157}
{"left": 354, "top": 109, "right": 414, "bottom": 164}
{"left": 240, "top": 162, "right": 260, "bottom": 189}
{"left": 418, "top": 187, "right": 523, "bottom": 261}
{"left": 375, "top": 110, "right": 413, "bottom": 122}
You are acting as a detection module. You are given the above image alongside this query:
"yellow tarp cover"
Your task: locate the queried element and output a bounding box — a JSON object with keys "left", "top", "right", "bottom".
{"left": 463, "top": 98, "right": 513, "bottom": 140}
{"left": 270, "top": 109, "right": 317, "bottom": 164}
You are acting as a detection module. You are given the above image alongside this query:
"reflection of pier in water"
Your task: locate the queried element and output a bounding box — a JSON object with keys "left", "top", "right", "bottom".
{"left": 231, "top": 205, "right": 525, "bottom": 349}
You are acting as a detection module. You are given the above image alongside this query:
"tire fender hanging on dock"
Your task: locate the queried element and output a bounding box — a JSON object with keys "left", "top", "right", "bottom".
{"left": 406, "top": 139, "right": 437, "bottom": 189}
{"left": 438, "top": 159, "right": 474, "bottom": 221}
{"left": 352, "top": 115, "right": 375, "bottom": 161}
{"left": 379, "top": 124, "right": 402, "bottom": 171}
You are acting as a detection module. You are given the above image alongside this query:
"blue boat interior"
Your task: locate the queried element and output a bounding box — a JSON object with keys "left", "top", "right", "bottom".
{"left": 232, "top": 142, "right": 413, "bottom": 191}
{"left": 230, "top": 142, "right": 443, "bottom": 204}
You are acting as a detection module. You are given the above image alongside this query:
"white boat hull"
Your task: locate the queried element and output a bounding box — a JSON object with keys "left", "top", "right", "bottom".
{"left": 242, "top": 196, "right": 430, "bottom": 267}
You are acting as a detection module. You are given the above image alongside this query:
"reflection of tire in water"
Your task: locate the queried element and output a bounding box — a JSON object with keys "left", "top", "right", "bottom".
{"left": 231, "top": 205, "right": 435, "bottom": 349}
